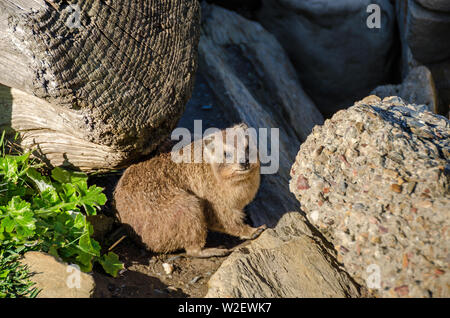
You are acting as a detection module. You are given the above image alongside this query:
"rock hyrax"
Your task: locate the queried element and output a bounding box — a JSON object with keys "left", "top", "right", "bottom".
{"left": 113, "top": 123, "right": 266, "bottom": 258}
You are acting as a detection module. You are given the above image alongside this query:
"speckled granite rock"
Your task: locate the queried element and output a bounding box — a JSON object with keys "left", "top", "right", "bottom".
{"left": 290, "top": 95, "right": 450, "bottom": 298}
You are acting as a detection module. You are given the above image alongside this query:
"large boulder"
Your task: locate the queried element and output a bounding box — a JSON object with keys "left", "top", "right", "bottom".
{"left": 427, "top": 60, "right": 450, "bottom": 116}
{"left": 21, "top": 251, "right": 95, "bottom": 298}
{"left": 396, "top": 0, "right": 450, "bottom": 115}
{"left": 416, "top": 0, "right": 450, "bottom": 12}
{"left": 399, "top": 0, "right": 450, "bottom": 65}
{"left": 371, "top": 66, "right": 438, "bottom": 112}
{"left": 256, "top": 0, "right": 397, "bottom": 117}
{"left": 203, "top": 0, "right": 262, "bottom": 19}
{"left": 0, "top": 0, "right": 200, "bottom": 171}
{"left": 290, "top": 95, "right": 450, "bottom": 297}
{"left": 199, "top": 4, "right": 324, "bottom": 226}
{"left": 206, "top": 212, "right": 364, "bottom": 298}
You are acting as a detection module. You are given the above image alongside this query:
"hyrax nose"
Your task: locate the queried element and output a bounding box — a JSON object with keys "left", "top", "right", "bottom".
{"left": 239, "top": 157, "right": 250, "bottom": 169}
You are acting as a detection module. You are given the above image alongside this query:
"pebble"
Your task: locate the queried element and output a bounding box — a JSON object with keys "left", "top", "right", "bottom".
{"left": 162, "top": 263, "right": 174, "bottom": 275}
{"left": 309, "top": 211, "right": 319, "bottom": 223}
{"left": 394, "top": 285, "right": 409, "bottom": 297}
{"left": 384, "top": 168, "right": 399, "bottom": 178}
{"left": 391, "top": 184, "right": 402, "bottom": 193}
{"left": 378, "top": 225, "right": 388, "bottom": 234}
{"left": 402, "top": 254, "right": 409, "bottom": 269}
{"left": 371, "top": 236, "right": 381, "bottom": 244}
{"left": 355, "top": 122, "right": 364, "bottom": 133}
{"left": 296, "top": 175, "right": 310, "bottom": 190}
{"left": 417, "top": 200, "right": 432, "bottom": 209}
{"left": 189, "top": 276, "right": 202, "bottom": 284}
{"left": 406, "top": 182, "right": 417, "bottom": 194}
{"left": 119, "top": 268, "right": 127, "bottom": 275}
{"left": 337, "top": 180, "right": 347, "bottom": 194}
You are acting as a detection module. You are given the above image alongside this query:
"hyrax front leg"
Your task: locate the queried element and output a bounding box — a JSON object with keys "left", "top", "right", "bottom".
{"left": 238, "top": 224, "right": 267, "bottom": 240}
{"left": 211, "top": 207, "right": 267, "bottom": 240}
{"left": 149, "top": 190, "right": 230, "bottom": 258}
{"left": 167, "top": 192, "right": 229, "bottom": 259}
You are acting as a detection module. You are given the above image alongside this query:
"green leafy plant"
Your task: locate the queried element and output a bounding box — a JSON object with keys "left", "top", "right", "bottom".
{"left": 0, "top": 131, "right": 123, "bottom": 297}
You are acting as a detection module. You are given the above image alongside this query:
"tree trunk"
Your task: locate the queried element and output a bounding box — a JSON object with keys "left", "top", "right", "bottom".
{"left": 0, "top": 0, "right": 200, "bottom": 171}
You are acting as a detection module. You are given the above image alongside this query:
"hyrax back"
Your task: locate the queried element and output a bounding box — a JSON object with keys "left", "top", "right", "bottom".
{"left": 113, "top": 124, "right": 266, "bottom": 258}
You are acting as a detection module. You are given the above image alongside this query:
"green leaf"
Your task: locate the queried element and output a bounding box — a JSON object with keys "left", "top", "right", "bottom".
{"left": 75, "top": 252, "right": 93, "bottom": 272}
{"left": 1, "top": 217, "right": 15, "bottom": 233}
{"left": 7, "top": 196, "right": 31, "bottom": 214}
{"left": 32, "top": 188, "right": 60, "bottom": 210}
{"left": 85, "top": 185, "right": 107, "bottom": 206}
{"left": 8, "top": 153, "right": 30, "bottom": 165}
{"left": 51, "top": 167, "right": 87, "bottom": 187}
{"left": 78, "top": 230, "right": 100, "bottom": 258}
{"left": 99, "top": 252, "right": 124, "bottom": 277}
{"left": 2, "top": 197, "right": 36, "bottom": 240}
{"left": 73, "top": 213, "right": 85, "bottom": 229}
{"left": 50, "top": 167, "right": 72, "bottom": 184}
{"left": 14, "top": 211, "right": 36, "bottom": 238}
{"left": 25, "top": 168, "right": 54, "bottom": 193}
{"left": 0, "top": 269, "right": 10, "bottom": 278}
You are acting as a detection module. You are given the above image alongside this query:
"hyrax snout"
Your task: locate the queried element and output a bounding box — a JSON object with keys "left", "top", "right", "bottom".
{"left": 113, "top": 123, "right": 266, "bottom": 258}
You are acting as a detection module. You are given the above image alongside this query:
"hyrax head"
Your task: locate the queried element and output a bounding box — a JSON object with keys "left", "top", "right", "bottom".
{"left": 203, "top": 123, "right": 260, "bottom": 180}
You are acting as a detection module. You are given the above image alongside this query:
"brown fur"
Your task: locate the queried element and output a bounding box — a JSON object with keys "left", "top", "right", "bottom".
{"left": 113, "top": 124, "right": 265, "bottom": 258}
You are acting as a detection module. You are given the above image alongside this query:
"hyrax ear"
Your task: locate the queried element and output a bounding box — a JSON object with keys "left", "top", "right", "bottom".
{"left": 233, "top": 123, "right": 249, "bottom": 131}
{"left": 203, "top": 132, "right": 224, "bottom": 163}
{"left": 203, "top": 134, "right": 215, "bottom": 149}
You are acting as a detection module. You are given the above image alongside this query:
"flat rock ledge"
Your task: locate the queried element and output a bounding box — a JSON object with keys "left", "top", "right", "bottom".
{"left": 206, "top": 212, "right": 364, "bottom": 298}
{"left": 290, "top": 95, "right": 450, "bottom": 297}
{"left": 21, "top": 251, "right": 95, "bottom": 298}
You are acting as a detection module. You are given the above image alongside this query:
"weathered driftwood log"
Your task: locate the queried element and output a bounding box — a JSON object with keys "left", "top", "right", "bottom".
{"left": 0, "top": 0, "right": 200, "bottom": 171}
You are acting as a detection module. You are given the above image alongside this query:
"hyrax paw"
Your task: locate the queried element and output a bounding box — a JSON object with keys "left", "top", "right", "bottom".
{"left": 186, "top": 247, "right": 231, "bottom": 258}
{"left": 251, "top": 224, "right": 267, "bottom": 239}
{"left": 241, "top": 224, "right": 267, "bottom": 240}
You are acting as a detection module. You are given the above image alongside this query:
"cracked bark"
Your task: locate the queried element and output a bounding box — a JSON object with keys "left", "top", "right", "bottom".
{"left": 0, "top": 0, "right": 200, "bottom": 171}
